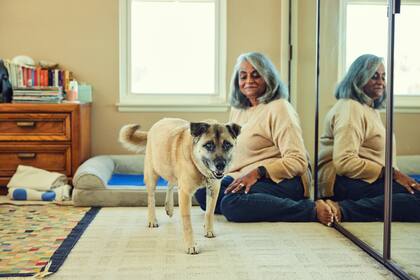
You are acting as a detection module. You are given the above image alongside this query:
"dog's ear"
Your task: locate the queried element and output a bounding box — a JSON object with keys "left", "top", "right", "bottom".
{"left": 226, "top": 123, "right": 241, "bottom": 139}
{"left": 190, "top": 122, "right": 211, "bottom": 137}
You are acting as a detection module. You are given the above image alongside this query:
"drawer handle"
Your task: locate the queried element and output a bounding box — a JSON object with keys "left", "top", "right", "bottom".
{"left": 16, "top": 121, "right": 35, "bottom": 127}
{"left": 17, "top": 153, "right": 36, "bottom": 159}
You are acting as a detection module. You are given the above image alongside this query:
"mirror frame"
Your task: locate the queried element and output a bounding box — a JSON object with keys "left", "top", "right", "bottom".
{"left": 315, "top": 0, "right": 413, "bottom": 279}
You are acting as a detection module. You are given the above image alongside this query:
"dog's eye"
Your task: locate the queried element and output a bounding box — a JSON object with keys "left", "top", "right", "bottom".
{"left": 222, "top": 141, "right": 233, "bottom": 151}
{"left": 203, "top": 142, "right": 215, "bottom": 152}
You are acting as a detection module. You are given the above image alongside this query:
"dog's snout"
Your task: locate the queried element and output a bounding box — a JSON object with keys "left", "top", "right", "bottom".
{"left": 215, "top": 157, "right": 226, "bottom": 171}
{"left": 215, "top": 162, "right": 225, "bottom": 171}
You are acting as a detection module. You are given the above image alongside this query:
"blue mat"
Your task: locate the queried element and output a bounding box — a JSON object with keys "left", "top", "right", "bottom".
{"left": 107, "top": 174, "right": 168, "bottom": 188}
{"left": 410, "top": 174, "right": 420, "bottom": 183}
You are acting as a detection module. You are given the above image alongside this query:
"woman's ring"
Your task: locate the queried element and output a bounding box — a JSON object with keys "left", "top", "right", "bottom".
{"left": 239, "top": 183, "right": 245, "bottom": 187}
{"left": 411, "top": 183, "right": 416, "bottom": 187}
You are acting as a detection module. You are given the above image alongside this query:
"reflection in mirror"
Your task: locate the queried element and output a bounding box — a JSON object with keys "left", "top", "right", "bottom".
{"left": 391, "top": 1, "right": 420, "bottom": 279}
{"left": 317, "top": 0, "right": 392, "bottom": 256}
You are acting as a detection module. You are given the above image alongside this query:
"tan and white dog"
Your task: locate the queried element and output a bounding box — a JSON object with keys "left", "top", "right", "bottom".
{"left": 119, "top": 118, "right": 241, "bottom": 254}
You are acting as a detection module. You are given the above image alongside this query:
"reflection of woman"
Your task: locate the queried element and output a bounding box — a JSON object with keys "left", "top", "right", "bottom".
{"left": 318, "top": 54, "right": 420, "bottom": 222}
{"left": 195, "top": 52, "right": 334, "bottom": 225}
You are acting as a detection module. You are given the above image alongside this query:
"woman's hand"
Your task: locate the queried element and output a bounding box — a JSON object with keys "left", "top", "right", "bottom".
{"left": 393, "top": 169, "right": 420, "bottom": 194}
{"left": 224, "top": 168, "right": 260, "bottom": 194}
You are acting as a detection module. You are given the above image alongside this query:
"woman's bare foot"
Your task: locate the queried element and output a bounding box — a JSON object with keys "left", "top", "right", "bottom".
{"left": 325, "top": 199, "right": 342, "bottom": 223}
{"left": 315, "top": 200, "right": 334, "bottom": 226}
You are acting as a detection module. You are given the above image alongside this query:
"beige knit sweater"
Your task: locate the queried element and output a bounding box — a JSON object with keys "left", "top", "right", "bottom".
{"left": 227, "top": 99, "right": 311, "bottom": 197}
{"left": 318, "top": 99, "right": 397, "bottom": 197}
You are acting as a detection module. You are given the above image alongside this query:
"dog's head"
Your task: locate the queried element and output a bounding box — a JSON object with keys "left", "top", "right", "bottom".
{"left": 190, "top": 121, "right": 241, "bottom": 179}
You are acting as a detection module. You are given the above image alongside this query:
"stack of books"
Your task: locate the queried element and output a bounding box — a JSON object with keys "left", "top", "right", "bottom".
{"left": 12, "top": 87, "right": 64, "bottom": 103}
{"left": 2, "top": 59, "right": 73, "bottom": 92}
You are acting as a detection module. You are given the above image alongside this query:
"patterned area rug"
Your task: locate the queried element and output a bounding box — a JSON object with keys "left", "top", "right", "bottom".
{"left": 0, "top": 204, "right": 100, "bottom": 278}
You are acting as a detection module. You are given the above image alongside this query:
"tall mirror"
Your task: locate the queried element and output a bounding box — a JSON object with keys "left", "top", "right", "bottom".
{"left": 317, "top": 0, "right": 391, "bottom": 257}
{"left": 391, "top": 1, "right": 420, "bottom": 278}
{"left": 317, "top": 1, "right": 420, "bottom": 279}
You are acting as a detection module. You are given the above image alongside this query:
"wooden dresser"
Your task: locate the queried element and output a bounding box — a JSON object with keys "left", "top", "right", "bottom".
{"left": 0, "top": 103, "right": 91, "bottom": 194}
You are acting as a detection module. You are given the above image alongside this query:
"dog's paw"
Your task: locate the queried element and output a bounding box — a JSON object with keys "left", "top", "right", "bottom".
{"left": 147, "top": 220, "right": 159, "bottom": 228}
{"left": 186, "top": 245, "right": 199, "bottom": 255}
{"left": 165, "top": 203, "right": 174, "bottom": 217}
{"left": 204, "top": 231, "right": 216, "bottom": 238}
{"left": 203, "top": 224, "right": 215, "bottom": 238}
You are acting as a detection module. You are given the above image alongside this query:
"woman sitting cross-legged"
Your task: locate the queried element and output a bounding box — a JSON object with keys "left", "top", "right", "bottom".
{"left": 194, "top": 51, "right": 334, "bottom": 225}
{"left": 318, "top": 54, "right": 420, "bottom": 223}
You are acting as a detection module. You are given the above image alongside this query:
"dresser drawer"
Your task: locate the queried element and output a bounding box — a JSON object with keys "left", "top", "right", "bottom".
{"left": 0, "top": 113, "right": 71, "bottom": 141}
{"left": 0, "top": 144, "right": 71, "bottom": 177}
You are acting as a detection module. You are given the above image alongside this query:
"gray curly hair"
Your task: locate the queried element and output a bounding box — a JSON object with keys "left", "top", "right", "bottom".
{"left": 229, "top": 52, "right": 288, "bottom": 109}
{"left": 335, "top": 54, "right": 386, "bottom": 109}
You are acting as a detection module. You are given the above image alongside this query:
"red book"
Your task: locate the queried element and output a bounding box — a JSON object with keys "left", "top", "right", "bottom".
{"left": 22, "top": 66, "right": 27, "bottom": 87}
{"left": 43, "top": 70, "right": 49, "bottom": 87}
{"left": 36, "top": 67, "right": 41, "bottom": 87}
{"left": 26, "top": 67, "right": 31, "bottom": 86}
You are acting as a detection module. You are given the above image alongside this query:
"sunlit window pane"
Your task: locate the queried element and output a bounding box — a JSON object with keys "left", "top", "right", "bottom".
{"left": 130, "top": 0, "right": 215, "bottom": 94}
{"left": 346, "top": 5, "right": 388, "bottom": 69}
{"left": 346, "top": 4, "right": 420, "bottom": 96}
{"left": 395, "top": 5, "right": 420, "bottom": 96}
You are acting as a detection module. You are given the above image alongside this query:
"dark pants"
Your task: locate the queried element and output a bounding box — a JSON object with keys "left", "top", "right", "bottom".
{"left": 333, "top": 175, "right": 420, "bottom": 222}
{"left": 194, "top": 176, "right": 316, "bottom": 222}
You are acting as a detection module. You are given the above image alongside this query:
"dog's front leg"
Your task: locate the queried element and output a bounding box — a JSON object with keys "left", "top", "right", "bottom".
{"left": 145, "top": 171, "right": 159, "bottom": 228}
{"left": 204, "top": 182, "right": 220, "bottom": 238}
{"left": 165, "top": 183, "right": 175, "bottom": 217}
{"left": 178, "top": 188, "right": 198, "bottom": 254}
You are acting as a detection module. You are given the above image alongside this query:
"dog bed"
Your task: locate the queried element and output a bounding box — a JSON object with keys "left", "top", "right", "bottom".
{"left": 72, "top": 155, "right": 199, "bottom": 207}
{"left": 72, "top": 154, "right": 420, "bottom": 207}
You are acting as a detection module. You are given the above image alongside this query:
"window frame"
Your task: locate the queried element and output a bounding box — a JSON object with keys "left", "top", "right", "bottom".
{"left": 118, "top": 0, "right": 227, "bottom": 112}
{"left": 339, "top": 0, "right": 420, "bottom": 112}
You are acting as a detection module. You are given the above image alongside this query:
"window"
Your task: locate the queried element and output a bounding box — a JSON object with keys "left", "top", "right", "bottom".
{"left": 341, "top": 0, "right": 420, "bottom": 109}
{"left": 118, "top": 0, "right": 227, "bottom": 112}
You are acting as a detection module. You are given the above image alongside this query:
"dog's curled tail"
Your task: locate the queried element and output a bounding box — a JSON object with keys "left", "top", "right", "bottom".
{"left": 118, "top": 124, "right": 148, "bottom": 153}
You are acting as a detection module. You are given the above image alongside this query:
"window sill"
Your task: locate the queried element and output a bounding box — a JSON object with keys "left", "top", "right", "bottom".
{"left": 117, "top": 93, "right": 230, "bottom": 112}
{"left": 116, "top": 102, "right": 230, "bottom": 112}
{"left": 393, "top": 106, "right": 420, "bottom": 113}
{"left": 393, "top": 96, "right": 420, "bottom": 113}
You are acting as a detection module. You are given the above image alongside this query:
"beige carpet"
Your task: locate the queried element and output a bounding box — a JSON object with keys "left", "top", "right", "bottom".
{"left": 340, "top": 222, "right": 384, "bottom": 254}
{"left": 343, "top": 222, "right": 420, "bottom": 280}
{"left": 33, "top": 207, "right": 399, "bottom": 280}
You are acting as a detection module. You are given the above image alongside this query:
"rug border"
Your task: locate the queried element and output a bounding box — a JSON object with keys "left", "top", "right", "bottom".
{"left": 0, "top": 206, "right": 101, "bottom": 278}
